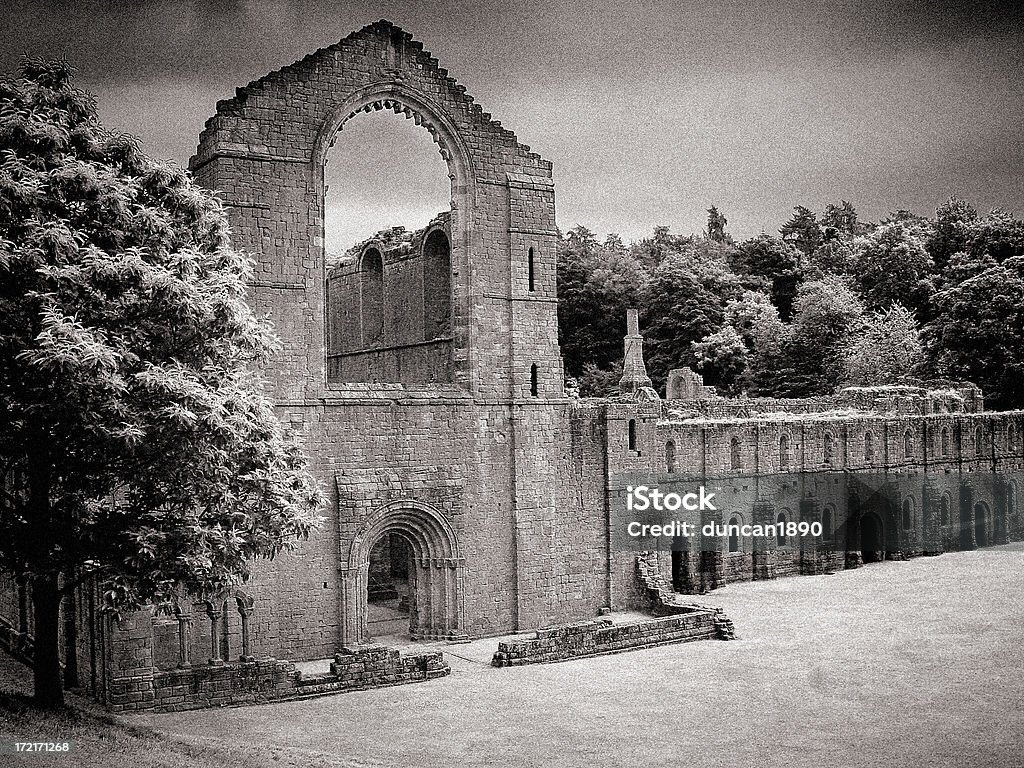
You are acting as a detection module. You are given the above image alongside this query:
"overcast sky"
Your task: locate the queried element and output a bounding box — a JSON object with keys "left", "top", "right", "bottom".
{"left": 4, "top": 0, "right": 1023, "bottom": 252}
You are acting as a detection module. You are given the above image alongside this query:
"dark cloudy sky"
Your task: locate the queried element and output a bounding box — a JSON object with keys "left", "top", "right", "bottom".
{"left": 4, "top": 1, "right": 1023, "bottom": 252}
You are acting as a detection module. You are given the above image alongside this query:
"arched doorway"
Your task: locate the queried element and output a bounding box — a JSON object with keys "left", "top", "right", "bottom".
{"left": 860, "top": 512, "right": 884, "bottom": 564}
{"left": 340, "top": 500, "right": 466, "bottom": 646}
{"left": 974, "top": 501, "right": 990, "bottom": 548}
{"left": 365, "top": 532, "right": 413, "bottom": 639}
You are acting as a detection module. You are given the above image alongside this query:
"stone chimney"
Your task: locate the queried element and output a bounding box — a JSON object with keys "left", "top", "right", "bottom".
{"left": 618, "top": 308, "right": 652, "bottom": 393}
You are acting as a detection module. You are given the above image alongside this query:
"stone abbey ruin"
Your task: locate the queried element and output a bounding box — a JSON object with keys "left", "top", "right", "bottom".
{"left": 2, "top": 20, "right": 1022, "bottom": 711}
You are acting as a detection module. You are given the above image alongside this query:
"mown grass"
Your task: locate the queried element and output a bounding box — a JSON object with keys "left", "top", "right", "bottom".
{"left": 0, "top": 654, "right": 349, "bottom": 768}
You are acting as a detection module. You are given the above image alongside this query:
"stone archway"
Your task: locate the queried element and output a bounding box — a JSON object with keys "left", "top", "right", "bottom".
{"left": 860, "top": 511, "right": 884, "bottom": 564}
{"left": 974, "top": 501, "right": 991, "bottom": 548}
{"left": 339, "top": 500, "right": 466, "bottom": 646}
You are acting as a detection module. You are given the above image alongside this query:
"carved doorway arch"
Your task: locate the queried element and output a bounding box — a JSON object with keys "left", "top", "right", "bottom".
{"left": 339, "top": 500, "right": 466, "bottom": 646}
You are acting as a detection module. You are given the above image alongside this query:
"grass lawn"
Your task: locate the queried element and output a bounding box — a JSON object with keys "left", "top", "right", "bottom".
{"left": 3, "top": 544, "right": 1023, "bottom": 767}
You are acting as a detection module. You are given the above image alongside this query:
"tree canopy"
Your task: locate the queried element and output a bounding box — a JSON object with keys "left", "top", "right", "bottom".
{"left": 0, "top": 59, "right": 324, "bottom": 706}
{"left": 557, "top": 196, "right": 1024, "bottom": 407}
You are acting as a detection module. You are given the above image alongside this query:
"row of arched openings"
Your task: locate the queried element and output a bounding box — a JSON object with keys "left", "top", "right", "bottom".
{"left": 698, "top": 424, "right": 1019, "bottom": 473}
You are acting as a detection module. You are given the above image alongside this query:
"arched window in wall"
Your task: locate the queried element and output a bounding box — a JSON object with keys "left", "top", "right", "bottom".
{"left": 776, "top": 512, "right": 787, "bottom": 546}
{"left": 728, "top": 515, "right": 740, "bottom": 553}
{"left": 823, "top": 432, "right": 834, "bottom": 465}
{"left": 528, "top": 247, "right": 535, "bottom": 292}
{"left": 730, "top": 437, "right": 741, "bottom": 470}
{"left": 422, "top": 229, "right": 451, "bottom": 340}
{"left": 864, "top": 431, "right": 875, "bottom": 462}
{"left": 779, "top": 434, "right": 791, "bottom": 470}
{"left": 904, "top": 429, "right": 915, "bottom": 460}
{"left": 1008, "top": 423, "right": 1016, "bottom": 453}
{"left": 360, "top": 249, "right": 384, "bottom": 346}
{"left": 666, "top": 440, "right": 677, "bottom": 473}
{"left": 902, "top": 498, "right": 913, "bottom": 530}
{"left": 941, "top": 427, "right": 951, "bottom": 457}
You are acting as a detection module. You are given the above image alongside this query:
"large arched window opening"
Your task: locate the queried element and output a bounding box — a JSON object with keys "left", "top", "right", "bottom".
{"left": 776, "top": 512, "right": 788, "bottom": 547}
{"left": 323, "top": 104, "right": 456, "bottom": 384}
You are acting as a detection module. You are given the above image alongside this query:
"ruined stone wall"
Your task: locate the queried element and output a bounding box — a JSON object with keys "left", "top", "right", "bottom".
{"left": 603, "top": 399, "right": 1024, "bottom": 606}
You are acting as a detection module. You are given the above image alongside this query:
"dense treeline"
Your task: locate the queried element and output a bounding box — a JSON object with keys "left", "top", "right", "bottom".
{"left": 556, "top": 200, "right": 1024, "bottom": 409}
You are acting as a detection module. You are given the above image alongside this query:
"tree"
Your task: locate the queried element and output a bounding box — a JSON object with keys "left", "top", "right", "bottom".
{"left": 778, "top": 276, "right": 864, "bottom": 396}
{"left": 820, "top": 200, "right": 864, "bottom": 240}
{"left": 640, "top": 241, "right": 742, "bottom": 392}
{"left": 925, "top": 258, "right": 1024, "bottom": 409}
{"left": 556, "top": 226, "right": 646, "bottom": 377}
{"left": 0, "top": 59, "right": 324, "bottom": 706}
{"left": 843, "top": 304, "right": 924, "bottom": 386}
{"left": 705, "top": 205, "right": 731, "bottom": 244}
{"left": 779, "top": 205, "right": 822, "bottom": 258}
{"left": 851, "top": 222, "right": 933, "bottom": 314}
{"left": 732, "top": 234, "right": 803, "bottom": 320}
{"left": 691, "top": 325, "right": 747, "bottom": 394}
{"left": 927, "top": 197, "right": 977, "bottom": 271}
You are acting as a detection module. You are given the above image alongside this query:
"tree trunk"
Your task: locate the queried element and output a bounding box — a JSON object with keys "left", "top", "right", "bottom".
{"left": 32, "top": 574, "right": 64, "bottom": 708}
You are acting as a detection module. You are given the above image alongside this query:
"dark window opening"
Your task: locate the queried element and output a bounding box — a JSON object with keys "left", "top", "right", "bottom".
{"left": 729, "top": 516, "right": 740, "bottom": 552}
{"left": 628, "top": 419, "right": 637, "bottom": 451}
{"left": 777, "top": 513, "right": 787, "bottom": 546}
{"left": 528, "top": 247, "right": 535, "bottom": 292}
{"left": 530, "top": 364, "right": 539, "bottom": 397}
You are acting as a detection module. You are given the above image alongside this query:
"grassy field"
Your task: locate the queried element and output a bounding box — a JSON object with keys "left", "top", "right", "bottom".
{"left": 2, "top": 545, "right": 1023, "bottom": 767}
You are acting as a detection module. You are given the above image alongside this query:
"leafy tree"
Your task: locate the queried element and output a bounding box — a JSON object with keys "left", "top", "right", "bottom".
{"left": 691, "top": 325, "right": 747, "bottom": 394}
{"left": 704, "top": 205, "right": 731, "bottom": 244}
{"left": 927, "top": 197, "right": 977, "bottom": 271}
{"left": 732, "top": 234, "right": 803, "bottom": 320}
{"left": 577, "top": 362, "right": 622, "bottom": 397}
{"left": 779, "top": 205, "right": 822, "bottom": 258}
{"left": 964, "top": 209, "right": 1024, "bottom": 263}
{"left": 925, "top": 258, "right": 1024, "bottom": 409}
{"left": 556, "top": 226, "right": 646, "bottom": 377}
{"left": 842, "top": 303, "right": 924, "bottom": 386}
{"left": 0, "top": 59, "right": 324, "bottom": 706}
{"left": 640, "top": 240, "right": 742, "bottom": 392}
{"left": 777, "top": 276, "right": 864, "bottom": 396}
{"left": 851, "top": 222, "right": 933, "bottom": 314}
{"left": 820, "top": 200, "right": 864, "bottom": 240}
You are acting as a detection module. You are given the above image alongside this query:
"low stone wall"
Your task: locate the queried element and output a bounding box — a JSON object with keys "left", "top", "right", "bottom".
{"left": 491, "top": 612, "right": 725, "bottom": 667}
{"left": 108, "top": 645, "right": 449, "bottom": 713}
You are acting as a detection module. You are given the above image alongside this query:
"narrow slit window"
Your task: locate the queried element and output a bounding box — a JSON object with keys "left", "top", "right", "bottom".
{"left": 628, "top": 419, "right": 637, "bottom": 451}
{"left": 530, "top": 364, "right": 538, "bottom": 397}
{"left": 528, "top": 247, "right": 535, "bottom": 292}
